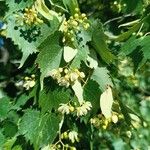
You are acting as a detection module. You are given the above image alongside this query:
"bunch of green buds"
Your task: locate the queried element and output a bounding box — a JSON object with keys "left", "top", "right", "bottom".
{"left": 15, "top": 6, "right": 43, "bottom": 26}
{"left": 90, "top": 112, "right": 121, "bottom": 129}
{"left": 90, "top": 115, "right": 110, "bottom": 129}
{"left": 23, "top": 6, "right": 43, "bottom": 25}
{"left": 60, "top": 8, "right": 90, "bottom": 43}
{"left": 111, "top": 1, "right": 126, "bottom": 13}
{"left": 50, "top": 68, "right": 85, "bottom": 88}
{"left": 23, "top": 74, "right": 35, "bottom": 90}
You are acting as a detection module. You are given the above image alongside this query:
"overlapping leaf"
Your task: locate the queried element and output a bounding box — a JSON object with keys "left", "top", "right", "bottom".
{"left": 91, "top": 20, "right": 116, "bottom": 64}
{"left": 91, "top": 67, "right": 113, "bottom": 92}
{"left": 6, "top": 0, "right": 34, "bottom": 14}
{"left": 6, "top": 17, "right": 37, "bottom": 67}
{"left": 36, "top": 32, "right": 63, "bottom": 89}
{"left": 19, "top": 109, "right": 60, "bottom": 149}
{"left": 121, "top": 35, "right": 150, "bottom": 68}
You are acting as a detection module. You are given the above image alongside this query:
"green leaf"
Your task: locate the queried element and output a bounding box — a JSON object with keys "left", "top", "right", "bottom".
{"left": 3, "top": 121, "right": 18, "bottom": 138}
{"left": 70, "top": 46, "right": 89, "bottom": 68}
{"left": 0, "top": 131, "right": 6, "bottom": 149}
{"left": 36, "top": 32, "right": 63, "bottom": 89}
{"left": 35, "top": 17, "right": 60, "bottom": 47}
{"left": 6, "top": 17, "right": 37, "bottom": 67}
{"left": 118, "top": 99, "right": 131, "bottom": 125}
{"left": 140, "top": 101, "right": 150, "bottom": 122}
{"left": 3, "top": 137, "right": 17, "bottom": 150}
{"left": 113, "top": 138, "right": 126, "bottom": 150}
{"left": 77, "top": 29, "right": 92, "bottom": 47}
{"left": 86, "top": 50, "right": 98, "bottom": 69}
{"left": 91, "top": 67, "right": 113, "bottom": 92}
{"left": 91, "top": 20, "right": 116, "bottom": 64}
{"left": 121, "top": 35, "right": 150, "bottom": 69}
{"left": 33, "top": 113, "right": 60, "bottom": 149}
{"left": 12, "top": 145, "right": 22, "bottom": 150}
{"left": 124, "top": 0, "right": 143, "bottom": 13}
{"left": 6, "top": 0, "right": 34, "bottom": 14}
{"left": 19, "top": 109, "right": 40, "bottom": 142}
{"left": 12, "top": 94, "right": 32, "bottom": 111}
{"left": 62, "top": 0, "right": 79, "bottom": 15}
{"left": 115, "top": 14, "right": 150, "bottom": 42}
{"left": 83, "top": 80, "right": 100, "bottom": 114}
{"left": 19, "top": 109, "right": 61, "bottom": 149}
{"left": 0, "top": 97, "right": 11, "bottom": 120}
{"left": 39, "top": 89, "right": 70, "bottom": 114}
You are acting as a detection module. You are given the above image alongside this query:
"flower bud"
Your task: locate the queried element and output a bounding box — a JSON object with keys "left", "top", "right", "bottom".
{"left": 79, "top": 72, "right": 85, "bottom": 78}
{"left": 81, "top": 13, "right": 86, "bottom": 18}
{"left": 74, "top": 13, "right": 79, "bottom": 19}
{"left": 69, "top": 106, "right": 75, "bottom": 112}
{"left": 75, "top": 8, "right": 79, "bottom": 12}
{"left": 111, "top": 114, "right": 118, "bottom": 123}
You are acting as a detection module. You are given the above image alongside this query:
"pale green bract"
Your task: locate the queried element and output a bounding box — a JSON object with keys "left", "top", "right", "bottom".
{"left": 100, "top": 86, "right": 113, "bottom": 118}
{"left": 35, "top": 0, "right": 60, "bottom": 21}
{"left": 63, "top": 46, "right": 78, "bottom": 63}
{"left": 72, "top": 80, "right": 84, "bottom": 104}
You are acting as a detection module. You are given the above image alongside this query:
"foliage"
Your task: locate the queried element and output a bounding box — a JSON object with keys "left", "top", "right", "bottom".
{"left": 0, "top": 0, "right": 150, "bottom": 149}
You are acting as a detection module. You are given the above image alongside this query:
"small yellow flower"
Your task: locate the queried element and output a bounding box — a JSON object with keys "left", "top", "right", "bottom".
{"left": 50, "top": 69, "right": 61, "bottom": 80}
{"left": 111, "top": 114, "right": 118, "bottom": 123}
{"left": 68, "top": 131, "right": 79, "bottom": 143}
{"left": 23, "top": 75, "right": 35, "bottom": 90}
{"left": 70, "top": 72, "right": 79, "bottom": 82}
{"left": 75, "top": 8, "right": 80, "bottom": 12}
{"left": 58, "top": 77, "right": 70, "bottom": 87}
{"left": 76, "top": 101, "right": 92, "bottom": 117}
{"left": 81, "top": 13, "right": 86, "bottom": 18}
{"left": 74, "top": 13, "right": 79, "bottom": 19}
{"left": 79, "top": 72, "right": 85, "bottom": 78}
{"left": 58, "top": 103, "right": 70, "bottom": 114}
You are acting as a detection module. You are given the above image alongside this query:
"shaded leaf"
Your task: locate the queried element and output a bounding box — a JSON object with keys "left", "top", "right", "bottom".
{"left": 0, "top": 131, "right": 6, "bottom": 149}
{"left": 91, "top": 20, "right": 116, "bottom": 64}
{"left": 19, "top": 109, "right": 61, "bottom": 149}
{"left": 6, "top": 17, "right": 37, "bottom": 67}
{"left": 83, "top": 80, "right": 100, "bottom": 114}
{"left": 70, "top": 46, "right": 89, "bottom": 68}
{"left": 39, "top": 89, "right": 70, "bottom": 114}
{"left": 0, "top": 97, "right": 11, "bottom": 120}
{"left": 36, "top": 32, "right": 63, "bottom": 89}
{"left": 62, "top": 0, "right": 79, "bottom": 15}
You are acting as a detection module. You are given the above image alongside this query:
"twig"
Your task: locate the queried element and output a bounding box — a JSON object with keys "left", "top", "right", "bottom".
{"left": 104, "top": 13, "right": 135, "bottom": 26}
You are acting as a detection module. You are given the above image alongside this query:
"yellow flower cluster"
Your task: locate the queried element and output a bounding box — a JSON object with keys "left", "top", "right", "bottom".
{"left": 23, "top": 6, "right": 43, "bottom": 25}
{"left": 58, "top": 100, "right": 92, "bottom": 117}
{"left": 50, "top": 68, "right": 85, "bottom": 88}
{"left": 90, "top": 112, "right": 123, "bottom": 129}
{"left": 61, "top": 8, "right": 90, "bottom": 43}
{"left": 23, "top": 74, "right": 35, "bottom": 90}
